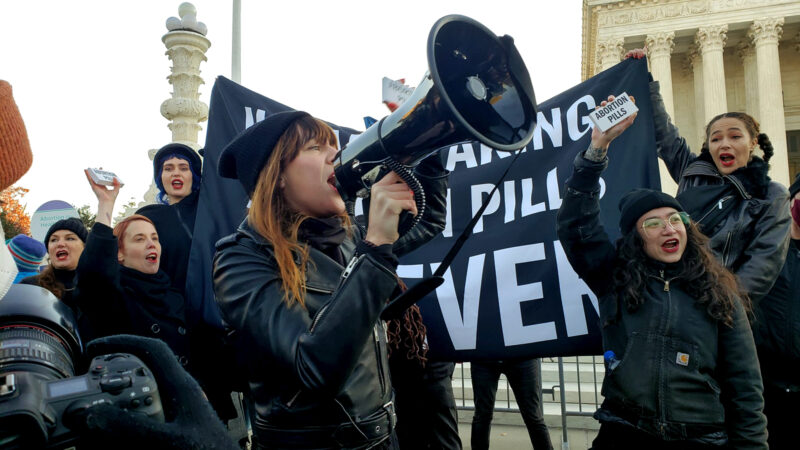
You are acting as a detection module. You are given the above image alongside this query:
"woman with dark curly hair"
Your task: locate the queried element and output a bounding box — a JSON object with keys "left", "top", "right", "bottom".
{"left": 557, "top": 95, "right": 766, "bottom": 449}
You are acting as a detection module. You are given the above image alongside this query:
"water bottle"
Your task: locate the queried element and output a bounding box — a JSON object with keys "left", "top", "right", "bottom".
{"left": 604, "top": 350, "right": 621, "bottom": 371}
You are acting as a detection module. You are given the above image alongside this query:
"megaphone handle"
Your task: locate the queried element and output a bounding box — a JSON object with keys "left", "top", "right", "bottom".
{"left": 384, "top": 157, "right": 427, "bottom": 237}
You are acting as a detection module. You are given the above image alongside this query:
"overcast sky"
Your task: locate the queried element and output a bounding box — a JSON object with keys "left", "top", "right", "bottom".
{"left": 1, "top": 0, "right": 583, "bottom": 217}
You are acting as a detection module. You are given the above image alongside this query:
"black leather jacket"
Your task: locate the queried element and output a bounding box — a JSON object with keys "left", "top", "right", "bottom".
{"left": 650, "top": 81, "right": 791, "bottom": 302}
{"left": 557, "top": 152, "right": 767, "bottom": 449}
{"left": 213, "top": 163, "right": 447, "bottom": 449}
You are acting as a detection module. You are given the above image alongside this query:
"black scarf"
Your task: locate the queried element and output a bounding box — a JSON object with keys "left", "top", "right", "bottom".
{"left": 118, "top": 266, "right": 186, "bottom": 319}
{"left": 297, "top": 217, "right": 346, "bottom": 266}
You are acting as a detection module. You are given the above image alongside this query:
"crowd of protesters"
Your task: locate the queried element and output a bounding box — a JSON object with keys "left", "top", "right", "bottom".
{"left": 2, "top": 46, "right": 800, "bottom": 450}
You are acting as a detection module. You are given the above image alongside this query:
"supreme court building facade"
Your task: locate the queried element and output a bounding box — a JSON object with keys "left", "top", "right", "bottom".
{"left": 581, "top": 0, "right": 800, "bottom": 193}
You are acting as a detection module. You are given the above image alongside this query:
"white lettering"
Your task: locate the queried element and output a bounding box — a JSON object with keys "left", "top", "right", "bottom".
{"left": 494, "top": 244, "right": 557, "bottom": 346}
{"left": 471, "top": 184, "right": 501, "bottom": 234}
{"left": 553, "top": 240, "right": 599, "bottom": 337}
{"left": 432, "top": 255, "right": 486, "bottom": 351}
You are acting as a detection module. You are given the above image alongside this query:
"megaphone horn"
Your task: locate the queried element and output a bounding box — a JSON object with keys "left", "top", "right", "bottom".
{"left": 334, "top": 14, "right": 537, "bottom": 231}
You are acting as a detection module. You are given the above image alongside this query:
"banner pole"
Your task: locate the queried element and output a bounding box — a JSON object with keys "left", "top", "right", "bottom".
{"left": 231, "top": 0, "right": 242, "bottom": 83}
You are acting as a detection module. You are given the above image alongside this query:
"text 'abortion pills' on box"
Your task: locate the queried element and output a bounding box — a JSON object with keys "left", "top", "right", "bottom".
{"left": 587, "top": 92, "right": 638, "bottom": 132}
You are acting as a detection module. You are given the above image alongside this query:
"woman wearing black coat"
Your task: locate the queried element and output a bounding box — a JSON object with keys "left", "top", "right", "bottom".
{"left": 212, "top": 111, "right": 447, "bottom": 449}
{"left": 78, "top": 170, "right": 236, "bottom": 421}
{"left": 557, "top": 96, "right": 766, "bottom": 449}
{"left": 78, "top": 171, "right": 191, "bottom": 366}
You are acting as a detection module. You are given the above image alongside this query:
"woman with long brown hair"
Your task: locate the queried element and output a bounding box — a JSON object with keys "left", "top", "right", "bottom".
{"left": 557, "top": 96, "right": 766, "bottom": 449}
{"left": 213, "top": 111, "right": 448, "bottom": 449}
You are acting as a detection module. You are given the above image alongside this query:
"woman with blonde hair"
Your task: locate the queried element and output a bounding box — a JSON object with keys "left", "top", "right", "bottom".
{"left": 213, "top": 111, "right": 448, "bottom": 449}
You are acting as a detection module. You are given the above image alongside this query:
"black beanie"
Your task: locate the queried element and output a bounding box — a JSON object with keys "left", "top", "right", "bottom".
{"left": 618, "top": 188, "right": 684, "bottom": 234}
{"left": 44, "top": 217, "right": 88, "bottom": 246}
{"left": 789, "top": 173, "right": 800, "bottom": 199}
{"left": 218, "top": 110, "right": 311, "bottom": 195}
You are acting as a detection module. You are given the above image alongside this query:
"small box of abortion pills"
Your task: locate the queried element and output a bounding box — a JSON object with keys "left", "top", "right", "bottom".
{"left": 588, "top": 92, "right": 639, "bottom": 132}
{"left": 87, "top": 168, "right": 124, "bottom": 187}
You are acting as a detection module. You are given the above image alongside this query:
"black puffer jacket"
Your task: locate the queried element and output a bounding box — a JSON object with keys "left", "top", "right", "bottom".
{"left": 213, "top": 162, "right": 447, "bottom": 449}
{"left": 650, "top": 81, "right": 791, "bottom": 302}
{"left": 557, "top": 152, "right": 767, "bottom": 449}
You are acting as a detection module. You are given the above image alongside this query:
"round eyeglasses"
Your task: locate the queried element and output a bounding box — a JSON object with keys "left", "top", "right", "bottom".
{"left": 641, "top": 212, "right": 689, "bottom": 237}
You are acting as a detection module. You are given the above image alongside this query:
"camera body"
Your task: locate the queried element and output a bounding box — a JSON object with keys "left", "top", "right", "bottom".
{"left": 0, "top": 284, "right": 163, "bottom": 448}
{"left": 1, "top": 353, "right": 163, "bottom": 448}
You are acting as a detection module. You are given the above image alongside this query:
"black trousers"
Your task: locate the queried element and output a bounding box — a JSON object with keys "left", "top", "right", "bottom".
{"left": 764, "top": 384, "right": 800, "bottom": 450}
{"left": 470, "top": 359, "right": 553, "bottom": 450}
{"left": 590, "top": 422, "right": 726, "bottom": 450}
{"left": 392, "top": 360, "right": 462, "bottom": 450}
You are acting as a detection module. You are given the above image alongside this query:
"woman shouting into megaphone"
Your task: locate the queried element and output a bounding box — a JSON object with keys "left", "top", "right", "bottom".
{"left": 213, "top": 111, "right": 448, "bottom": 449}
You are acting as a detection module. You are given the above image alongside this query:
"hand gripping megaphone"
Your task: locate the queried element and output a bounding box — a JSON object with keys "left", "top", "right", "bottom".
{"left": 334, "top": 14, "right": 538, "bottom": 234}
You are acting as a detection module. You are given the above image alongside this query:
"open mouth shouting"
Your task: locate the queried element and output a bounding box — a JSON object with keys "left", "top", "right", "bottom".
{"left": 171, "top": 179, "right": 184, "bottom": 190}
{"left": 55, "top": 249, "right": 69, "bottom": 261}
{"left": 327, "top": 173, "right": 338, "bottom": 193}
{"left": 718, "top": 152, "right": 736, "bottom": 167}
{"left": 661, "top": 238, "right": 680, "bottom": 253}
{"left": 145, "top": 252, "right": 159, "bottom": 263}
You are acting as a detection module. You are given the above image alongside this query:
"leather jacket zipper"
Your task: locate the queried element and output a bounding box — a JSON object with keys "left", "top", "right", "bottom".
{"left": 374, "top": 325, "right": 387, "bottom": 396}
{"left": 309, "top": 255, "right": 362, "bottom": 333}
{"left": 721, "top": 231, "right": 733, "bottom": 267}
{"left": 695, "top": 194, "right": 734, "bottom": 225}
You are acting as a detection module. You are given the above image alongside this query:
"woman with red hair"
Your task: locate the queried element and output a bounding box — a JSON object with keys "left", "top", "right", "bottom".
{"left": 77, "top": 170, "right": 191, "bottom": 372}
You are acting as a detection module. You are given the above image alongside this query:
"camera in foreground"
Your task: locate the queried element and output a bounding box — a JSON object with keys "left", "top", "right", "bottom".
{"left": 0, "top": 284, "right": 163, "bottom": 448}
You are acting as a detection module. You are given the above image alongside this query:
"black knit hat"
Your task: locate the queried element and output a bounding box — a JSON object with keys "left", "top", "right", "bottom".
{"left": 218, "top": 110, "right": 310, "bottom": 195}
{"left": 618, "top": 188, "right": 684, "bottom": 234}
{"left": 44, "top": 217, "right": 88, "bottom": 246}
{"left": 789, "top": 173, "right": 800, "bottom": 199}
{"left": 153, "top": 143, "right": 202, "bottom": 188}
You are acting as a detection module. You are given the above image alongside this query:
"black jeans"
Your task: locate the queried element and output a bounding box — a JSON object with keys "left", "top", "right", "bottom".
{"left": 470, "top": 359, "right": 552, "bottom": 450}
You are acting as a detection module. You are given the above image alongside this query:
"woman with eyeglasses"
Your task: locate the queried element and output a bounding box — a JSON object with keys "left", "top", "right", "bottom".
{"left": 624, "top": 49, "right": 790, "bottom": 304}
{"left": 557, "top": 96, "right": 766, "bottom": 449}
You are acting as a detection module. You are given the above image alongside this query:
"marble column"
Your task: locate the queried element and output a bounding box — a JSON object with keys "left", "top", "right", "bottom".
{"left": 161, "top": 2, "right": 210, "bottom": 148}
{"left": 142, "top": 3, "right": 210, "bottom": 206}
{"left": 688, "top": 47, "right": 706, "bottom": 147}
{"left": 597, "top": 37, "right": 625, "bottom": 72}
{"left": 695, "top": 25, "right": 728, "bottom": 122}
{"left": 749, "top": 17, "right": 788, "bottom": 185}
{"left": 646, "top": 32, "right": 678, "bottom": 195}
{"left": 736, "top": 41, "right": 759, "bottom": 117}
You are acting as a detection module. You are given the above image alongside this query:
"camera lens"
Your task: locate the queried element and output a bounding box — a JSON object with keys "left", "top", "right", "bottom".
{"left": 0, "top": 284, "right": 83, "bottom": 447}
{"left": 0, "top": 325, "right": 75, "bottom": 378}
{"left": 0, "top": 285, "right": 82, "bottom": 379}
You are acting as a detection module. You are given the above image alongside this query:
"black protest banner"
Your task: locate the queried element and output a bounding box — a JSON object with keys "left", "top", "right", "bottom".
{"left": 405, "top": 58, "right": 658, "bottom": 360}
{"left": 187, "top": 58, "right": 658, "bottom": 361}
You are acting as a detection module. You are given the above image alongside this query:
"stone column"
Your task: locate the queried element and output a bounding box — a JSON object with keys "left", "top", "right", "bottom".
{"left": 736, "top": 41, "right": 759, "bottom": 116}
{"left": 749, "top": 17, "right": 789, "bottom": 185}
{"left": 596, "top": 37, "right": 625, "bottom": 72}
{"left": 646, "top": 32, "right": 678, "bottom": 195}
{"left": 695, "top": 25, "right": 728, "bottom": 122}
{"left": 161, "top": 3, "right": 210, "bottom": 148}
{"left": 688, "top": 47, "right": 706, "bottom": 147}
{"left": 141, "top": 3, "right": 211, "bottom": 207}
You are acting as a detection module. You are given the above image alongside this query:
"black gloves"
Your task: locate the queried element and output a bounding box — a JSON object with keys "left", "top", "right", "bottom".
{"left": 75, "top": 334, "right": 239, "bottom": 450}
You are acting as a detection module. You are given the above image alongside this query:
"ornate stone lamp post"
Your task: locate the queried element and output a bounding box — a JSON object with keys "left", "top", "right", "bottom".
{"left": 141, "top": 2, "right": 210, "bottom": 206}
